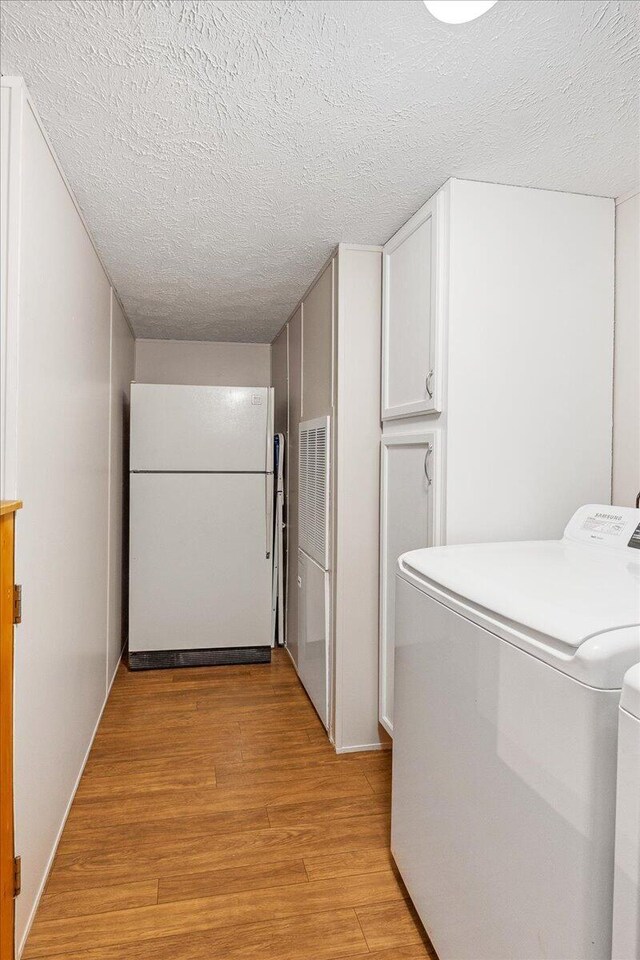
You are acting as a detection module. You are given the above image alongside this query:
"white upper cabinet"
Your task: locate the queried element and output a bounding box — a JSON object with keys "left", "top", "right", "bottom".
{"left": 382, "top": 192, "right": 444, "bottom": 420}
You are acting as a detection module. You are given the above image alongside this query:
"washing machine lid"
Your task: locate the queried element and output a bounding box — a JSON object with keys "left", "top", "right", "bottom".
{"left": 400, "top": 505, "right": 640, "bottom": 651}
{"left": 621, "top": 664, "right": 640, "bottom": 719}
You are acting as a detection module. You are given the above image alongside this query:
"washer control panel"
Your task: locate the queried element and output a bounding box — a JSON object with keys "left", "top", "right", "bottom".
{"left": 563, "top": 504, "right": 640, "bottom": 553}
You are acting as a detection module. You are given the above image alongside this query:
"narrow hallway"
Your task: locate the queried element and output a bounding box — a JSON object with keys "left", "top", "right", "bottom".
{"left": 24, "top": 651, "right": 435, "bottom": 959}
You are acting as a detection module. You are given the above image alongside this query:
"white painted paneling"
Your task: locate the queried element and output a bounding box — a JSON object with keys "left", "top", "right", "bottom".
{"left": 2, "top": 79, "right": 135, "bottom": 952}
{"left": 107, "top": 292, "right": 134, "bottom": 684}
{"left": 271, "top": 325, "right": 289, "bottom": 438}
{"left": 613, "top": 192, "right": 640, "bottom": 508}
{"left": 286, "top": 307, "right": 302, "bottom": 667}
{"left": 134, "top": 339, "right": 270, "bottom": 386}
{"left": 302, "top": 262, "right": 334, "bottom": 422}
{"left": 0, "top": 80, "right": 21, "bottom": 500}
{"left": 271, "top": 325, "right": 289, "bottom": 645}
{"left": 280, "top": 248, "right": 383, "bottom": 751}
{"left": 14, "top": 93, "right": 111, "bottom": 948}
{"left": 332, "top": 246, "right": 384, "bottom": 753}
{"left": 0, "top": 83, "right": 11, "bottom": 497}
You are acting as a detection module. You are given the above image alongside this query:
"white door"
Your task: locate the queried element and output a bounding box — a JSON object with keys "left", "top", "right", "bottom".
{"left": 379, "top": 432, "right": 440, "bottom": 735}
{"left": 382, "top": 192, "right": 443, "bottom": 420}
{"left": 302, "top": 259, "right": 334, "bottom": 421}
{"left": 298, "top": 549, "right": 329, "bottom": 729}
{"left": 130, "top": 472, "right": 272, "bottom": 652}
{"left": 130, "top": 384, "right": 272, "bottom": 472}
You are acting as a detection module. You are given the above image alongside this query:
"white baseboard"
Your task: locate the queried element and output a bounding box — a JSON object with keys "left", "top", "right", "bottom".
{"left": 283, "top": 647, "right": 389, "bottom": 757}
{"left": 18, "top": 650, "right": 123, "bottom": 958}
{"left": 335, "top": 741, "right": 390, "bottom": 755}
{"left": 283, "top": 643, "right": 298, "bottom": 673}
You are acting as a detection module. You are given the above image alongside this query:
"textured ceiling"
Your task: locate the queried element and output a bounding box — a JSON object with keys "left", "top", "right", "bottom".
{"left": 1, "top": 0, "right": 639, "bottom": 342}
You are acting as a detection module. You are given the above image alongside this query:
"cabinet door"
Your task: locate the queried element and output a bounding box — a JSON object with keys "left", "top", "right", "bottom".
{"left": 379, "top": 432, "right": 440, "bottom": 735}
{"left": 382, "top": 194, "right": 442, "bottom": 419}
{"left": 271, "top": 325, "right": 289, "bottom": 438}
{"left": 298, "top": 550, "right": 329, "bottom": 730}
{"left": 302, "top": 260, "right": 334, "bottom": 421}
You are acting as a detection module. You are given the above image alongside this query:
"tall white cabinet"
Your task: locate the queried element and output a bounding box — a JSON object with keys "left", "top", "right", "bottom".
{"left": 272, "top": 245, "right": 384, "bottom": 753}
{"left": 380, "top": 178, "right": 615, "bottom": 736}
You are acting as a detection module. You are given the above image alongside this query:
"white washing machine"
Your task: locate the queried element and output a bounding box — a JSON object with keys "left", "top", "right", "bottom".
{"left": 612, "top": 662, "right": 640, "bottom": 960}
{"left": 392, "top": 504, "right": 640, "bottom": 960}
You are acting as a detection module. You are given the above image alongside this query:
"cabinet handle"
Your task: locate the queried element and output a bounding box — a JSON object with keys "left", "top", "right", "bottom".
{"left": 425, "top": 369, "right": 434, "bottom": 399}
{"left": 423, "top": 442, "right": 433, "bottom": 487}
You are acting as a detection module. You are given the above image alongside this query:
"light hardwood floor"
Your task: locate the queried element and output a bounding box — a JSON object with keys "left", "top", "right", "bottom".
{"left": 24, "top": 649, "right": 437, "bottom": 959}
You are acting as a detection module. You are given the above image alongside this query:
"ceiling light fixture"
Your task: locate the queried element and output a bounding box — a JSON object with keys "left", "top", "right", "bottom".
{"left": 423, "top": 1, "right": 498, "bottom": 24}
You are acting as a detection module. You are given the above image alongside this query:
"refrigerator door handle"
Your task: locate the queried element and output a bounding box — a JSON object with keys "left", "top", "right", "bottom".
{"left": 265, "top": 471, "right": 274, "bottom": 559}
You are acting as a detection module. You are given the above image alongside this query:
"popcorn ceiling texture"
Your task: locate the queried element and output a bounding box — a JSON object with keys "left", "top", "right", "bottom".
{"left": 1, "top": 0, "right": 638, "bottom": 341}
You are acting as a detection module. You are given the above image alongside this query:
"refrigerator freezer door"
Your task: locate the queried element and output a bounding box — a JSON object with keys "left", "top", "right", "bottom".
{"left": 130, "top": 384, "right": 272, "bottom": 472}
{"left": 129, "top": 472, "right": 272, "bottom": 652}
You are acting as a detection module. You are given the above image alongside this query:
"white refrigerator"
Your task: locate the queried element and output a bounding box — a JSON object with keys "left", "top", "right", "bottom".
{"left": 128, "top": 383, "right": 274, "bottom": 669}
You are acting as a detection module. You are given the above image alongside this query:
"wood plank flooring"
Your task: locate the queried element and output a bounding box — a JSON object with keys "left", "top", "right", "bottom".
{"left": 25, "top": 649, "right": 437, "bottom": 959}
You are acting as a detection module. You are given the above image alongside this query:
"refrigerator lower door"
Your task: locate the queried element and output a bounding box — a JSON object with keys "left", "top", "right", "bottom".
{"left": 298, "top": 550, "right": 329, "bottom": 729}
{"left": 129, "top": 473, "right": 272, "bottom": 660}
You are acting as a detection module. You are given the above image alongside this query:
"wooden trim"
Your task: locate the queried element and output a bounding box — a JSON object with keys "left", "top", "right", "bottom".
{"left": 1, "top": 501, "right": 20, "bottom": 959}
{"left": 0, "top": 501, "right": 22, "bottom": 516}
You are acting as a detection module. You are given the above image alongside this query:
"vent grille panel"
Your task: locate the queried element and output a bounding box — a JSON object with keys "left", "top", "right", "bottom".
{"left": 128, "top": 646, "right": 271, "bottom": 670}
{"left": 299, "top": 417, "right": 330, "bottom": 568}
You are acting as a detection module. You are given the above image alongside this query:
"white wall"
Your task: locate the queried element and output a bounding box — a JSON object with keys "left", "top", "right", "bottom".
{"left": 445, "top": 179, "right": 614, "bottom": 544}
{"left": 1, "top": 83, "right": 11, "bottom": 495}
{"left": 613, "top": 191, "right": 640, "bottom": 507}
{"left": 0, "top": 78, "right": 135, "bottom": 954}
{"left": 135, "top": 338, "right": 270, "bottom": 386}
{"left": 107, "top": 292, "right": 135, "bottom": 682}
{"left": 1, "top": 82, "right": 20, "bottom": 500}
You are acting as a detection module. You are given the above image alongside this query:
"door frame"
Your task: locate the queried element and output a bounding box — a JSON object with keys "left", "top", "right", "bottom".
{"left": 1, "top": 501, "right": 21, "bottom": 960}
